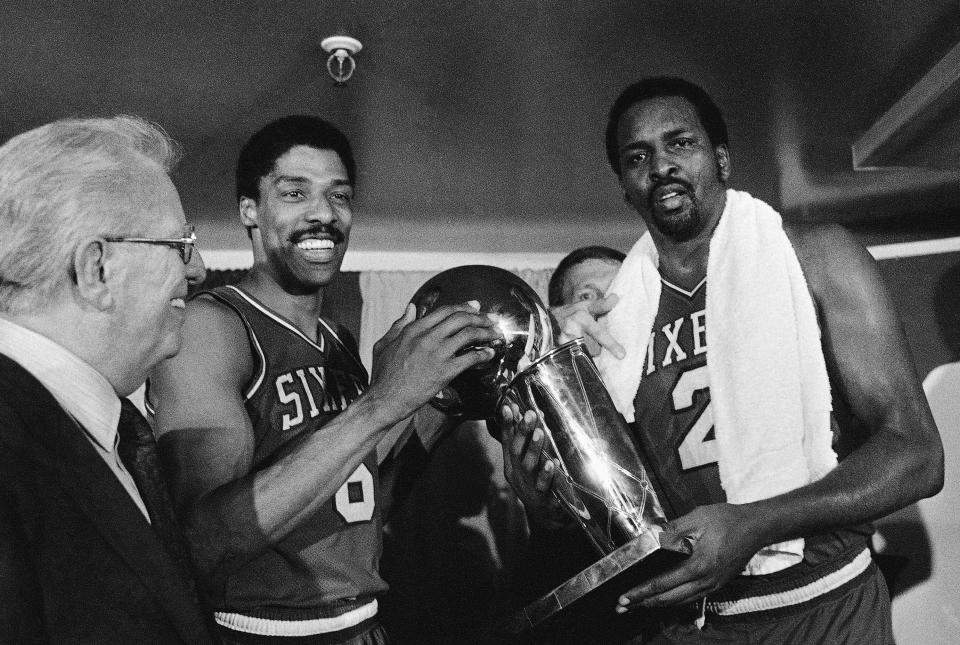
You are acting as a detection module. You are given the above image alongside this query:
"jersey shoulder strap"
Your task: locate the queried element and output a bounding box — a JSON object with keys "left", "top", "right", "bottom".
{"left": 192, "top": 285, "right": 267, "bottom": 400}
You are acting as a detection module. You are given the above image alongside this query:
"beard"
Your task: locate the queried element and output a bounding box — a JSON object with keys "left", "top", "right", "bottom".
{"left": 648, "top": 194, "right": 704, "bottom": 242}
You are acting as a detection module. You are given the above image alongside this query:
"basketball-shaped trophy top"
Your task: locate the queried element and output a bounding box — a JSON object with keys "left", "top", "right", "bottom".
{"left": 410, "top": 265, "right": 556, "bottom": 419}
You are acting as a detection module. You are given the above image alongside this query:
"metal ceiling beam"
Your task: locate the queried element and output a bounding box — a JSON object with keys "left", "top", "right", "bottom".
{"left": 853, "top": 40, "right": 960, "bottom": 169}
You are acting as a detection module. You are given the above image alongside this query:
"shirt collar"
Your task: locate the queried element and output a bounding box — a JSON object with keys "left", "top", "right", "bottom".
{"left": 0, "top": 316, "right": 121, "bottom": 451}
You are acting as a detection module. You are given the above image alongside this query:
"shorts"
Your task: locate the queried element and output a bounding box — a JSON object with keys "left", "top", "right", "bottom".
{"left": 647, "top": 561, "right": 892, "bottom": 644}
{"left": 217, "top": 618, "right": 388, "bottom": 645}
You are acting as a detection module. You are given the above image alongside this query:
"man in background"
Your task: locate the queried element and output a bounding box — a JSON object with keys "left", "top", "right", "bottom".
{"left": 548, "top": 246, "right": 627, "bottom": 361}
{"left": 150, "top": 115, "right": 499, "bottom": 644}
{"left": 503, "top": 77, "right": 943, "bottom": 643}
{"left": 0, "top": 116, "right": 214, "bottom": 642}
{"left": 547, "top": 245, "right": 624, "bottom": 310}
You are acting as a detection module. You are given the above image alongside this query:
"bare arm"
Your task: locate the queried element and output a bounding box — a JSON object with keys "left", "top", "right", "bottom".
{"left": 751, "top": 224, "right": 943, "bottom": 536}
{"left": 151, "top": 298, "right": 499, "bottom": 584}
{"left": 620, "top": 224, "right": 944, "bottom": 609}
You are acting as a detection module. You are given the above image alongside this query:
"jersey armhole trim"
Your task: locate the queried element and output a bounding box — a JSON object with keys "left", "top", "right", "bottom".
{"left": 201, "top": 288, "right": 267, "bottom": 401}
{"left": 317, "top": 317, "right": 368, "bottom": 377}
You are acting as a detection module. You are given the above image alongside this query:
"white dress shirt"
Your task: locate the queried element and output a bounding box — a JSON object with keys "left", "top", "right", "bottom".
{"left": 0, "top": 316, "right": 151, "bottom": 522}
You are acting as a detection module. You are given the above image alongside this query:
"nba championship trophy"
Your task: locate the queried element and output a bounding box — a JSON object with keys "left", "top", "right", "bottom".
{"left": 411, "top": 266, "right": 689, "bottom": 641}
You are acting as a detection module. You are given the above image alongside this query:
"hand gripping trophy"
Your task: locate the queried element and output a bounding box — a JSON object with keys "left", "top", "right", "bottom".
{"left": 411, "top": 266, "right": 689, "bottom": 639}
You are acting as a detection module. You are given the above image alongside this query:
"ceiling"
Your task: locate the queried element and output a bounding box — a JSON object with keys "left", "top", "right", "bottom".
{"left": 3, "top": 0, "right": 960, "bottom": 253}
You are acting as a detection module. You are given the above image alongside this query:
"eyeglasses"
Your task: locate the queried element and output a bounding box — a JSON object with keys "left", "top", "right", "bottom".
{"left": 104, "top": 225, "right": 197, "bottom": 265}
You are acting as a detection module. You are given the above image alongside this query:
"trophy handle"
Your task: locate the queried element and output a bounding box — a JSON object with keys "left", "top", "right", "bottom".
{"left": 495, "top": 376, "right": 622, "bottom": 556}
{"left": 501, "top": 340, "right": 668, "bottom": 556}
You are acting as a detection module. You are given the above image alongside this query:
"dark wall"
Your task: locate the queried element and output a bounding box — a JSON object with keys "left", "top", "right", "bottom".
{"left": 876, "top": 251, "right": 960, "bottom": 378}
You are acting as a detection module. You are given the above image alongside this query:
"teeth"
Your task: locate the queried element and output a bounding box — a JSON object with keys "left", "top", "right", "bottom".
{"left": 171, "top": 298, "right": 185, "bottom": 309}
{"left": 296, "top": 239, "right": 334, "bottom": 251}
{"left": 660, "top": 191, "right": 679, "bottom": 201}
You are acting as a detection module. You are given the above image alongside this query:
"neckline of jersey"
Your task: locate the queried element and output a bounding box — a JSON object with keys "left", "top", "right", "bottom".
{"left": 223, "top": 285, "right": 367, "bottom": 374}
{"left": 660, "top": 275, "right": 706, "bottom": 298}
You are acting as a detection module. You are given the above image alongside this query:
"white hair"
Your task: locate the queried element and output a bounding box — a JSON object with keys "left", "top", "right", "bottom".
{"left": 0, "top": 115, "right": 181, "bottom": 313}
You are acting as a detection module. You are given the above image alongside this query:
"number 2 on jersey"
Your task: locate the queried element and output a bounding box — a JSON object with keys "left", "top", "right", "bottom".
{"left": 334, "top": 463, "right": 375, "bottom": 523}
{"left": 673, "top": 365, "right": 718, "bottom": 470}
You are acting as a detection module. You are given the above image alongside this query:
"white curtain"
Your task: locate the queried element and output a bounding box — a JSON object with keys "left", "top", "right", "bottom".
{"left": 358, "top": 270, "right": 438, "bottom": 373}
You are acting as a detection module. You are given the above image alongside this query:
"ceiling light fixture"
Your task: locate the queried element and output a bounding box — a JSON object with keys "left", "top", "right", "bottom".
{"left": 321, "top": 35, "right": 362, "bottom": 85}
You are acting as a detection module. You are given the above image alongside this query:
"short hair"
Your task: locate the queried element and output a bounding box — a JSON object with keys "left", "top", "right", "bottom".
{"left": 548, "top": 245, "right": 626, "bottom": 307}
{"left": 605, "top": 76, "right": 728, "bottom": 177}
{"left": 235, "top": 115, "right": 356, "bottom": 204}
{"left": 0, "top": 115, "right": 180, "bottom": 313}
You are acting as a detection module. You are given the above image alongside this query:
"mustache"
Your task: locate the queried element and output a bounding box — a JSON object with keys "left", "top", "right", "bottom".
{"left": 648, "top": 178, "right": 693, "bottom": 207}
{"left": 289, "top": 225, "right": 345, "bottom": 245}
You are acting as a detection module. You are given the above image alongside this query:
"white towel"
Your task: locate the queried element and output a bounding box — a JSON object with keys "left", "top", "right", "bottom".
{"left": 596, "top": 189, "right": 837, "bottom": 575}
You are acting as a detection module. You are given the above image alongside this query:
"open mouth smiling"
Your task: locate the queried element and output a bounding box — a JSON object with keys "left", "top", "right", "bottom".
{"left": 295, "top": 238, "right": 335, "bottom": 251}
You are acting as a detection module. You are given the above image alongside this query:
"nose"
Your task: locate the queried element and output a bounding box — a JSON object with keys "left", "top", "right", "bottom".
{"left": 649, "top": 150, "right": 677, "bottom": 183}
{"left": 185, "top": 248, "right": 207, "bottom": 286}
{"left": 305, "top": 197, "right": 337, "bottom": 224}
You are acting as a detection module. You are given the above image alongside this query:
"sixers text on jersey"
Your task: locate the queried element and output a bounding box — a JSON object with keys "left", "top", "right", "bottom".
{"left": 275, "top": 365, "right": 366, "bottom": 431}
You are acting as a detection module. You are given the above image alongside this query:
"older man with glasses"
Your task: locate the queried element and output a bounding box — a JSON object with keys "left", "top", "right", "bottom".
{"left": 0, "top": 116, "right": 217, "bottom": 643}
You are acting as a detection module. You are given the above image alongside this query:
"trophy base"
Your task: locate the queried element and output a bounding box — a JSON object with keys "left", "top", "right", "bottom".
{"left": 501, "top": 529, "right": 691, "bottom": 642}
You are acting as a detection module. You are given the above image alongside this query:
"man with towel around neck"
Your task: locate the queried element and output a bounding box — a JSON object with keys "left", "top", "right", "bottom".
{"left": 500, "top": 77, "right": 944, "bottom": 643}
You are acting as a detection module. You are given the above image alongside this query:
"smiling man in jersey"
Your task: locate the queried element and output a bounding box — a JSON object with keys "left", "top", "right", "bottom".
{"left": 501, "top": 78, "right": 944, "bottom": 644}
{"left": 149, "top": 115, "right": 500, "bottom": 645}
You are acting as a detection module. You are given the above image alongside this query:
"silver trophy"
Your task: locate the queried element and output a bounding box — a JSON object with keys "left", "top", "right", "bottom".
{"left": 503, "top": 338, "right": 668, "bottom": 554}
{"left": 411, "top": 266, "right": 688, "bottom": 636}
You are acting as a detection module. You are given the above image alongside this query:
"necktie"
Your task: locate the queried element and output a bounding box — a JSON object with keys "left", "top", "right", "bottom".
{"left": 116, "top": 398, "right": 202, "bottom": 597}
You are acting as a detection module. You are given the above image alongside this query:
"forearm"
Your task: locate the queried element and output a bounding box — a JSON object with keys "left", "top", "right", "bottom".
{"left": 183, "top": 392, "right": 399, "bottom": 578}
{"left": 742, "top": 426, "right": 943, "bottom": 548}
{"left": 619, "top": 422, "right": 943, "bottom": 610}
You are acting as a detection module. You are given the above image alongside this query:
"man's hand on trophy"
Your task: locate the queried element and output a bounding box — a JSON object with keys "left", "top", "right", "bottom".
{"left": 369, "top": 302, "right": 500, "bottom": 421}
{"left": 498, "top": 401, "right": 568, "bottom": 530}
{"left": 550, "top": 294, "right": 625, "bottom": 359}
{"left": 615, "top": 503, "right": 761, "bottom": 613}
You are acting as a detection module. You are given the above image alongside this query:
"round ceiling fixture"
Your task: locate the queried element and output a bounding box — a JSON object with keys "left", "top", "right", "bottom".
{"left": 321, "top": 36, "right": 362, "bottom": 84}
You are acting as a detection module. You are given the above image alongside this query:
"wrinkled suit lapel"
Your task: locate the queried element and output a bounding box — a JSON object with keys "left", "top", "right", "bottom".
{"left": 0, "top": 354, "right": 209, "bottom": 643}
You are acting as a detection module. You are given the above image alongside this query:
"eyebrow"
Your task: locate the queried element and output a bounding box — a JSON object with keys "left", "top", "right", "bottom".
{"left": 272, "top": 175, "right": 308, "bottom": 186}
{"left": 618, "top": 126, "right": 697, "bottom": 154}
{"left": 662, "top": 127, "right": 694, "bottom": 139}
{"left": 271, "top": 175, "right": 352, "bottom": 188}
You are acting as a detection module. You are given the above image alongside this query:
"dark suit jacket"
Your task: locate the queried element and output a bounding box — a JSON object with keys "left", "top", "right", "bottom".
{"left": 0, "top": 353, "right": 215, "bottom": 644}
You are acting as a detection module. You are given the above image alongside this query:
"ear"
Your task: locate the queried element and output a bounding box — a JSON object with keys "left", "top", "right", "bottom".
{"left": 715, "top": 144, "right": 731, "bottom": 182}
{"left": 239, "top": 197, "right": 259, "bottom": 229}
{"left": 73, "top": 238, "right": 113, "bottom": 310}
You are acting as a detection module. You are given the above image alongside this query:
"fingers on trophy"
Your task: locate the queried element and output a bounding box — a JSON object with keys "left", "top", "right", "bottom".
{"left": 411, "top": 265, "right": 690, "bottom": 637}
